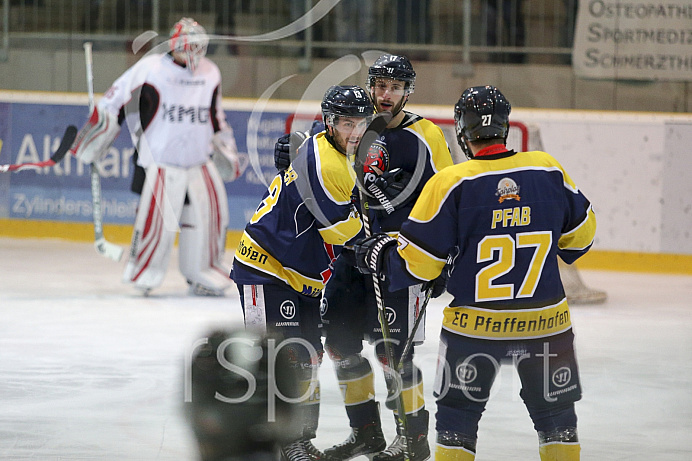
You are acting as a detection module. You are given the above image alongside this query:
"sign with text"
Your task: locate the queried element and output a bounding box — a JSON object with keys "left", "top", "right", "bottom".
{"left": 573, "top": 0, "right": 692, "bottom": 81}
{"left": 0, "top": 101, "right": 292, "bottom": 230}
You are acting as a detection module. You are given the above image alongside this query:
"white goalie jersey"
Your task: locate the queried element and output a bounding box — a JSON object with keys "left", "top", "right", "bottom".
{"left": 99, "top": 52, "right": 228, "bottom": 169}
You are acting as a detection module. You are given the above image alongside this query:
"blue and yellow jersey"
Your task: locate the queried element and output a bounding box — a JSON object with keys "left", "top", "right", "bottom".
{"left": 370, "top": 112, "right": 453, "bottom": 234}
{"left": 231, "top": 133, "right": 362, "bottom": 297}
{"left": 385, "top": 146, "right": 597, "bottom": 339}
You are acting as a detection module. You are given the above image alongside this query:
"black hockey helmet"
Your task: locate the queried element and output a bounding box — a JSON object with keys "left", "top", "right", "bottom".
{"left": 367, "top": 54, "right": 416, "bottom": 93}
{"left": 183, "top": 328, "right": 299, "bottom": 460}
{"left": 321, "top": 85, "right": 374, "bottom": 126}
{"left": 454, "top": 85, "right": 511, "bottom": 159}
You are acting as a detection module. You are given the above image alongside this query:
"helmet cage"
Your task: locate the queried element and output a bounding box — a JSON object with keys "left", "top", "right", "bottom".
{"left": 170, "top": 18, "right": 209, "bottom": 72}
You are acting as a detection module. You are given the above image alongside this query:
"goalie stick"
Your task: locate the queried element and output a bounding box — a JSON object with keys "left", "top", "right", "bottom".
{"left": 83, "top": 42, "right": 124, "bottom": 262}
{"left": 0, "top": 125, "right": 77, "bottom": 173}
{"left": 354, "top": 111, "right": 412, "bottom": 461}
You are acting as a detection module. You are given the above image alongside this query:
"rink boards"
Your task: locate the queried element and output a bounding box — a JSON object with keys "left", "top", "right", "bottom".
{"left": 1, "top": 91, "right": 691, "bottom": 274}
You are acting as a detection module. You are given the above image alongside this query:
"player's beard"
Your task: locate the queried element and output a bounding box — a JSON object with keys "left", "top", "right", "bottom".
{"left": 328, "top": 126, "right": 355, "bottom": 155}
{"left": 375, "top": 94, "right": 407, "bottom": 118}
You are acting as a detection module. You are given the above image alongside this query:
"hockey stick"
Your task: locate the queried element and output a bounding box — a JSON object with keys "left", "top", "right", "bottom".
{"left": 354, "top": 111, "right": 412, "bottom": 460}
{"left": 0, "top": 125, "right": 77, "bottom": 173}
{"left": 84, "top": 42, "right": 124, "bottom": 262}
{"left": 397, "top": 284, "right": 432, "bottom": 369}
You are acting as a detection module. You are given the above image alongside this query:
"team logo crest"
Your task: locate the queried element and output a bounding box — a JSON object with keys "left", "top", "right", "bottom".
{"left": 364, "top": 140, "right": 389, "bottom": 176}
{"left": 496, "top": 177, "right": 521, "bottom": 203}
{"left": 280, "top": 300, "right": 297, "bottom": 320}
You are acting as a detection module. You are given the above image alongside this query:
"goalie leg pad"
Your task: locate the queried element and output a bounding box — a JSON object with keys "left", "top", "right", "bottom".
{"left": 70, "top": 105, "right": 120, "bottom": 164}
{"left": 122, "top": 165, "right": 187, "bottom": 291}
{"left": 178, "top": 161, "right": 231, "bottom": 293}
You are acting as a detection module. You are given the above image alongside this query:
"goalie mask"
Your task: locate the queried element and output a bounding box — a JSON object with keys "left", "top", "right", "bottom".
{"left": 367, "top": 54, "right": 416, "bottom": 116}
{"left": 454, "top": 85, "right": 511, "bottom": 160}
{"left": 169, "top": 17, "right": 208, "bottom": 73}
{"left": 184, "top": 328, "right": 299, "bottom": 460}
{"left": 321, "top": 85, "right": 374, "bottom": 153}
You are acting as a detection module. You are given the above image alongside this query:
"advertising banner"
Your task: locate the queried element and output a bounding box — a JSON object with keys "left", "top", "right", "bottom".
{"left": 573, "top": 0, "right": 692, "bottom": 81}
{"left": 0, "top": 100, "right": 293, "bottom": 230}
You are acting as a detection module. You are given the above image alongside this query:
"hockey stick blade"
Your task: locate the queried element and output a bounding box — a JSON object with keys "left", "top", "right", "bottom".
{"left": 0, "top": 125, "right": 77, "bottom": 173}
{"left": 95, "top": 237, "right": 124, "bottom": 262}
{"left": 90, "top": 165, "right": 124, "bottom": 262}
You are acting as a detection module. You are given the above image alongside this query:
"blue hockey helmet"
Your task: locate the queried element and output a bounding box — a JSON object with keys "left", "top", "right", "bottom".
{"left": 321, "top": 85, "right": 374, "bottom": 127}
{"left": 367, "top": 54, "right": 416, "bottom": 93}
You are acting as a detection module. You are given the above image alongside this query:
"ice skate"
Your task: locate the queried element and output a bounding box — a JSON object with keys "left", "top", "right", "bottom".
{"left": 187, "top": 280, "right": 226, "bottom": 297}
{"left": 324, "top": 421, "right": 387, "bottom": 460}
{"left": 372, "top": 433, "right": 430, "bottom": 461}
{"left": 282, "top": 439, "right": 336, "bottom": 461}
{"left": 281, "top": 439, "right": 312, "bottom": 461}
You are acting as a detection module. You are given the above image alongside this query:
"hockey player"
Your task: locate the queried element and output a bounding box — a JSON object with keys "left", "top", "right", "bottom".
{"left": 319, "top": 55, "right": 453, "bottom": 461}
{"left": 230, "top": 85, "right": 374, "bottom": 461}
{"left": 70, "top": 18, "right": 241, "bottom": 296}
{"left": 354, "top": 85, "right": 596, "bottom": 461}
{"left": 184, "top": 327, "right": 300, "bottom": 461}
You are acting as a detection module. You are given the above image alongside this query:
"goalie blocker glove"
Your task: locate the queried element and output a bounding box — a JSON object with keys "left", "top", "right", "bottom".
{"left": 354, "top": 233, "right": 397, "bottom": 275}
{"left": 69, "top": 105, "right": 120, "bottom": 164}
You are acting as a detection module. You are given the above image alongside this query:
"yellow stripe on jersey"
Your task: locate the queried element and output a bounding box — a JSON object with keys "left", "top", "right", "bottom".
{"left": 235, "top": 232, "right": 325, "bottom": 297}
{"left": 397, "top": 234, "right": 446, "bottom": 282}
{"left": 406, "top": 118, "right": 454, "bottom": 172}
{"left": 442, "top": 299, "right": 572, "bottom": 340}
{"left": 559, "top": 205, "right": 596, "bottom": 251}
{"left": 314, "top": 134, "right": 358, "bottom": 205}
{"left": 408, "top": 150, "right": 572, "bottom": 224}
{"left": 318, "top": 206, "right": 362, "bottom": 245}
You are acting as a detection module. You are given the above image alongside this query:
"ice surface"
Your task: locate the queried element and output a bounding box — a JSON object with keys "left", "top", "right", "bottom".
{"left": 1, "top": 238, "right": 691, "bottom": 460}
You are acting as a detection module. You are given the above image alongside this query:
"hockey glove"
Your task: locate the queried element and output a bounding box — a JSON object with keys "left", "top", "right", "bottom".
{"left": 364, "top": 168, "right": 414, "bottom": 214}
{"left": 424, "top": 270, "right": 448, "bottom": 298}
{"left": 354, "top": 233, "right": 397, "bottom": 275}
{"left": 70, "top": 105, "right": 120, "bottom": 164}
{"left": 274, "top": 133, "right": 293, "bottom": 172}
{"left": 274, "top": 122, "right": 324, "bottom": 172}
